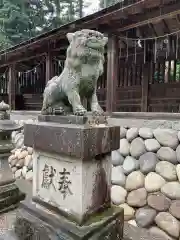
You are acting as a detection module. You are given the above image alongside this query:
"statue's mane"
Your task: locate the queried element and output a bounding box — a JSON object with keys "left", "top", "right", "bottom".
{"left": 64, "top": 30, "right": 105, "bottom": 69}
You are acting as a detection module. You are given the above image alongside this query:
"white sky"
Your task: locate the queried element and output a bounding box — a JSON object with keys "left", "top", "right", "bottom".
{"left": 84, "top": 0, "right": 100, "bottom": 15}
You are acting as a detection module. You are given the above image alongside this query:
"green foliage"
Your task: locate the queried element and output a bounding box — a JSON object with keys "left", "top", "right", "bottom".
{"left": 99, "top": 0, "right": 123, "bottom": 8}
{"left": 0, "top": 0, "right": 86, "bottom": 50}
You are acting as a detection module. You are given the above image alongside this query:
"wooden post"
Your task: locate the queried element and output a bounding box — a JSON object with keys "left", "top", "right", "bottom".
{"left": 106, "top": 35, "right": 119, "bottom": 113}
{"left": 141, "top": 63, "right": 149, "bottom": 112}
{"left": 46, "top": 52, "right": 54, "bottom": 83}
{"left": 8, "top": 65, "right": 16, "bottom": 110}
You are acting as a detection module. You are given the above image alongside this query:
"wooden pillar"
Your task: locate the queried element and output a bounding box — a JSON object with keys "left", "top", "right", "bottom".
{"left": 45, "top": 52, "right": 54, "bottom": 83}
{"left": 141, "top": 63, "right": 149, "bottom": 112}
{"left": 106, "top": 35, "right": 119, "bottom": 113}
{"left": 8, "top": 65, "right": 16, "bottom": 110}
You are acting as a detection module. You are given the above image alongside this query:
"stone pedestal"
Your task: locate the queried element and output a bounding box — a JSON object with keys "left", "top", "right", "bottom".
{"left": 0, "top": 102, "right": 25, "bottom": 214}
{"left": 13, "top": 115, "right": 123, "bottom": 239}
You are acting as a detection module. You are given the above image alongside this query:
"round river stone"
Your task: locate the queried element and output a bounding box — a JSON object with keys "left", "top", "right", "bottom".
{"left": 126, "top": 127, "right": 138, "bottom": 142}
{"left": 127, "top": 188, "right": 147, "bottom": 207}
{"left": 157, "top": 147, "right": 177, "bottom": 164}
{"left": 144, "top": 139, "right": 161, "bottom": 152}
{"left": 135, "top": 206, "right": 157, "bottom": 228}
{"left": 125, "top": 171, "right": 145, "bottom": 191}
{"left": 130, "top": 137, "right": 146, "bottom": 158}
{"left": 153, "top": 129, "right": 178, "bottom": 149}
{"left": 147, "top": 192, "right": 171, "bottom": 211}
{"left": 169, "top": 200, "right": 180, "bottom": 219}
{"left": 139, "top": 152, "right": 158, "bottom": 174}
{"left": 156, "top": 161, "right": 177, "bottom": 181}
{"left": 139, "top": 127, "right": 153, "bottom": 139}
{"left": 155, "top": 212, "right": 180, "bottom": 238}
{"left": 161, "top": 182, "right": 180, "bottom": 199}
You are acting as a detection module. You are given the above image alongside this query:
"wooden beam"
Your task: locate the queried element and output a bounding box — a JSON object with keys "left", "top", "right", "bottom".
{"left": 46, "top": 52, "right": 54, "bottom": 83}
{"left": 8, "top": 65, "right": 16, "bottom": 110}
{"left": 162, "top": 19, "right": 170, "bottom": 33}
{"left": 118, "top": 3, "right": 180, "bottom": 32}
{"left": 148, "top": 23, "right": 158, "bottom": 37}
{"left": 106, "top": 35, "right": 119, "bottom": 113}
{"left": 141, "top": 63, "right": 149, "bottom": 112}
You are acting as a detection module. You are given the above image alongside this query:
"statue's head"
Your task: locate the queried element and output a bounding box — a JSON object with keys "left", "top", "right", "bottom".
{"left": 66, "top": 29, "right": 108, "bottom": 51}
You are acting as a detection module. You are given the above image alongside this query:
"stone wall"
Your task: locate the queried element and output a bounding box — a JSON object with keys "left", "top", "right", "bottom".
{"left": 8, "top": 116, "right": 180, "bottom": 239}
{"left": 112, "top": 126, "right": 180, "bottom": 239}
{"left": 8, "top": 120, "right": 36, "bottom": 182}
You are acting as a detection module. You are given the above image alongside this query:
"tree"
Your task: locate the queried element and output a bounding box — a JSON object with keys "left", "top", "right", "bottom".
{"left": 99, "top": 0, "right": 124, "bottom": 8}
{"left": 0, "top": 0, "right": 89, "bottom": 50}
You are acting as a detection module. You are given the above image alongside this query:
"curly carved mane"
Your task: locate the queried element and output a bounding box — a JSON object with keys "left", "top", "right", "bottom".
{"left": 65, "top": 29, "right": 107, "bottom": 70}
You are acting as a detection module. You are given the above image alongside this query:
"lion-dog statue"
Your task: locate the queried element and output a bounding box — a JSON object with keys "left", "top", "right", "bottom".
{"left": 41, "top": 29, "right": 108, "bottom": 116}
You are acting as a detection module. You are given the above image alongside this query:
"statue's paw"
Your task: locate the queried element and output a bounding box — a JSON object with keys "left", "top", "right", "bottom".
{"left": 74, "top": 107, "right": 87, "bottom": 116}
{"left": 54, "top": 106, "right": 65, "bottom": 115}
{"left": 92, "top": 110, "right": 104, "bottom": 116}
{"left": 91, "top": 104, "right": 104, "bottom": 116}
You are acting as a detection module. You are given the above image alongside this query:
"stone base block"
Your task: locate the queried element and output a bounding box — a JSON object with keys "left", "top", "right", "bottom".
{"left": 13, "top": 201, "right": 124, "bottom": 240}
{"left": 0, "top": 183, "right": 26, "bottom": 214}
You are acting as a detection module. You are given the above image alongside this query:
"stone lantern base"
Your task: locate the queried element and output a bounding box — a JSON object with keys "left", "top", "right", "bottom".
{"left": 0, "top": 182, "right": 25, "bottom": 214}
{"left": 14, "top": 201, "right": 123, "bottom": 240}
{"left": 12, "top": 114, "right": 124, "bottom": 239}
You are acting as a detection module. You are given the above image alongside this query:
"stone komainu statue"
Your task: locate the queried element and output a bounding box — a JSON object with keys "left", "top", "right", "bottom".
{"left": 41, "top": 29, "right": 108, "bottom": 116}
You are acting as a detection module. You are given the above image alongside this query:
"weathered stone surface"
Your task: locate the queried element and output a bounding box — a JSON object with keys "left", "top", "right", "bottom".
{"left": 155, "top": 212, "right": 180, "bottom": 238}
{"left": 139, "top": 127, "right": 153, "bottom": 139}
{"left": 135, "top": 207, "right": 157, "bottom": 228}
{"left": 8, "top": 154, "right": 16, "bottom": 163}
{"left": 14, "top": 149, "right": 21, "bottom": 157}
{"left": 145, "top": 172, "right": 166, "bottom": 192}
{"left": 18, "top": 150, "right": 28, "bottom": 160}
{"left": 153, "top": 129, "right": 178, "bottom": 149}
{"left": 14, "top": 202, "right": 124, "bottom": 240}
{"left": 27, "top": 160, "right": 33, "bottom": 170}
{"left": 149, "top": 226, "right": 175, "bottom": 240}
{"left": 14, "top": 169, "right": 22, "bottom": 179}
{"left": 11, "top": 167, "right": 17, "bottom": 174}
{"left": 178, "top": 131, "right": 180, "bottom": 141}
{"left": 122, "top": 156, "right": 139, "bottom": 175}
{"left": 111, "top": 166, "right": 126, "bottom": 187}
{"left": 176, "top": 145, "right": 180, "bottom": 163}
{"left": 10, "top": 158, "right": 19, "bottom": 167}
{"left": 176, "top": 164, "right": 180, "bottom": 181}
{"left": 24, "top": 155, "right": 32, "bottom": 167}
{"left": 21, "top": 166, "right": 28, "bottom": 178}
{"left": 157, "top": 147, "right": 177, "bottom": 164}
{"left": 130, "top": 137, "right": 146, "bottom": 158}
{"left": 139, "top": 152, "right": 158, "bottom": 174}
{"left": 169, "top": 200, "right": 180, "bottom": 219}
{"left": 111, "top": 185, "right": 127, "bottom": 205}
{"left": 120, "top": 127, "right": 127, "bottom": 139}
{"left": 125, "top": 171, "right": 144, "bottom": 191}
{"left": 16, "top": 138, "right": 24, "bottom": 149}
{"left": 27, "top": 147, "right": 33, "bottom": 155}
{"left": 127, "top": 188, "right": 147, "bottom": 207}
{"left": 156, "top": 161, "right": 177, "bottom": 181}
{"left": 111, "top": 151, "right": 124, "bottom": 166}
{"left": 144, "top": 138, "right": 161, "bottom": 152}
{"left": 119, "top": 138, "right": 130, "bottom": 156}
{"left": 24, "top": 122, "right": 120, "bottom": 159}
{"left": 161, "top": 182, "right": 180, "bottom": 199}
{"left": 16, "top": 159, "right": 24, "bottom": 168}
{"left": 147, "top": 192, "right": 171, "bottom": 211}
{"left": 25, "top": 170, "right": 33, "bottom": 181}
{"left": 126, "top": 127, "right": 139, "bottom": 142}
{"left": 119, "top": 203, "right": 135, "bottom": 220}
